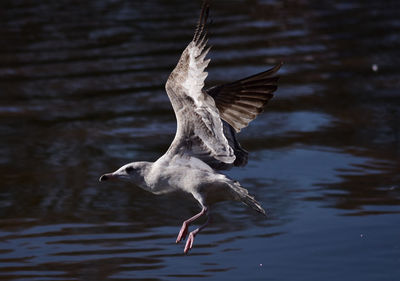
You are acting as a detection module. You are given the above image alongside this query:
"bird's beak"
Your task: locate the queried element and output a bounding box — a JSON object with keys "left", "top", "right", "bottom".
{"left": 99, "top": 173, "right": 115, "bottom": 182}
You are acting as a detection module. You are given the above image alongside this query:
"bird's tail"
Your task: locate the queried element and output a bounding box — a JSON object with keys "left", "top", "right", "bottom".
{"left": 230, "top": 180, "right": 266, "bottom": 216}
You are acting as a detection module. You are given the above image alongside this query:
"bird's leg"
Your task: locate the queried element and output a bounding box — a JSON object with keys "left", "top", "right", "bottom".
{"left": 176, "top": 206, "right": 208, "bottom": 243}
{"left": 184, "top": 213, "right": 210, "bottom": 254}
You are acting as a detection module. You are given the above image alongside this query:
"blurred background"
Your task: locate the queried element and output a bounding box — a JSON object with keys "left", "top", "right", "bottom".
{"left": 0, "top": 0, "right": 399, "bottom": 280}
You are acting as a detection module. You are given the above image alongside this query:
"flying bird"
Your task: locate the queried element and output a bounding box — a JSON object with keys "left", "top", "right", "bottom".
{"left": 99, "top": 0, "right": 282, "bottom": 254}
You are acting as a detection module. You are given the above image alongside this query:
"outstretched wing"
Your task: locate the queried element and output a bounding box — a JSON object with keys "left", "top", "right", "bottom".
{"left": 206, "top": 62, "right": 282, "bottom": 132}
{"left": 165, "top": 1, "right": 235, "bottom": 167}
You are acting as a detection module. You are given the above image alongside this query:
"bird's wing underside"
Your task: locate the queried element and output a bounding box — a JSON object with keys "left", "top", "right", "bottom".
{"left": 206, "top": 62, "right": 282, "bottom": 133}
{"left": 164, "top": 1, "right": 235, "bottom": 167}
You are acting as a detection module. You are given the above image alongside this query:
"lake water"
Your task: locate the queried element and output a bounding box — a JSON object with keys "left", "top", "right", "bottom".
{"left": 1, "top": 0, "right": 399, "bottom": 280}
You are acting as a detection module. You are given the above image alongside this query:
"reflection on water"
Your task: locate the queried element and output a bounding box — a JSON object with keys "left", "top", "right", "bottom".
{"left": 1, "top": 0, "right": 399, "bottom": 280}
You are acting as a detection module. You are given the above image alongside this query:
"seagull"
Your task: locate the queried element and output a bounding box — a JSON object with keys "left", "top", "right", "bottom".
{"left": 99, "top": 0, "right": 281, "bottom": 254}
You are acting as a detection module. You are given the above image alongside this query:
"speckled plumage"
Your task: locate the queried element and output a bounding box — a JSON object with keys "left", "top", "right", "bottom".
{"left": 100, "top": 0, "right": 281, "bottom": 254}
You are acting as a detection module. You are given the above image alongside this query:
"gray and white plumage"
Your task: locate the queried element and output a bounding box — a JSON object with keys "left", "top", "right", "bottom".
{"left": 99, "top": 0, "right": 281, "bottom": 254}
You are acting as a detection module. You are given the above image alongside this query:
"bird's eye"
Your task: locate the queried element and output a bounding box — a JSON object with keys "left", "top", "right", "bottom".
{"left": 125, "top": 166, "right": 134, "bottom": 173}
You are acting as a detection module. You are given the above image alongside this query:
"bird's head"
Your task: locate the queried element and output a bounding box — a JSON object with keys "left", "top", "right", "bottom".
{"left": 99, "top": 162, "right": 149, "bottom": 184}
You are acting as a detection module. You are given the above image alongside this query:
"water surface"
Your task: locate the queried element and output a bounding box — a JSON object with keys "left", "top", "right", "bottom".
{"left": 1, "top": 0, "right": 400, "bottom": 280}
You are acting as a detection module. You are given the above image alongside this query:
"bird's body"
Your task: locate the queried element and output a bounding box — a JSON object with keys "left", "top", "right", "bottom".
{"left": 100, "top": 0, "right": 281, "bottom": 254}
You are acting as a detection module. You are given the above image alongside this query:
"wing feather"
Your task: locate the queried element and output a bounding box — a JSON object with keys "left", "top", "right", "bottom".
{"left": 162, "top": 0, "right": 282, "bottom": 170}
{"left": 164, "top": 0, "right": 235, "bottom": 167}
{"left": 206, "top": 62, "right": 282, "bottom": 132}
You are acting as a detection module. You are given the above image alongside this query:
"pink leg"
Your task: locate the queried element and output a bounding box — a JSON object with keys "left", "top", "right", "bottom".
{"left": 176, "top": 207, "right": 208, "bottom": 244}
{"left": 184, "top": 215, "right": 210, "bottom": 254}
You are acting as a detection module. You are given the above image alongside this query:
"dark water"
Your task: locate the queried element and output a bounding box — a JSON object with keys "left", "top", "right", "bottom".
{"left": 1, "top": 0, "right": 400, "bottom": 280}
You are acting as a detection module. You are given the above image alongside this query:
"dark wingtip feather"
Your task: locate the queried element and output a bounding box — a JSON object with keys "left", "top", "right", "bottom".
{"left": 206, "top": 61, "right": 283, "bottom": 132}
{"left": 193, "top": 0, "right": 210, "bottom": 44}
{"left": 241, "top": 62, "right": 283, "bottom": 84}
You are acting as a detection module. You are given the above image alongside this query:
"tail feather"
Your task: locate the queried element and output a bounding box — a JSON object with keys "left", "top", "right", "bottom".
{"left": 231, "top": 181, "right": 266, "bottom": 216}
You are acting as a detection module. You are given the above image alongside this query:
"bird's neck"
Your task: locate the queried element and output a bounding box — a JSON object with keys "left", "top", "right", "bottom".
{"left": 128, "top": 161, "right": 153, "bottom": 192}
{"left": 141, "top": 156, "right": 176, "bottom": 194}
